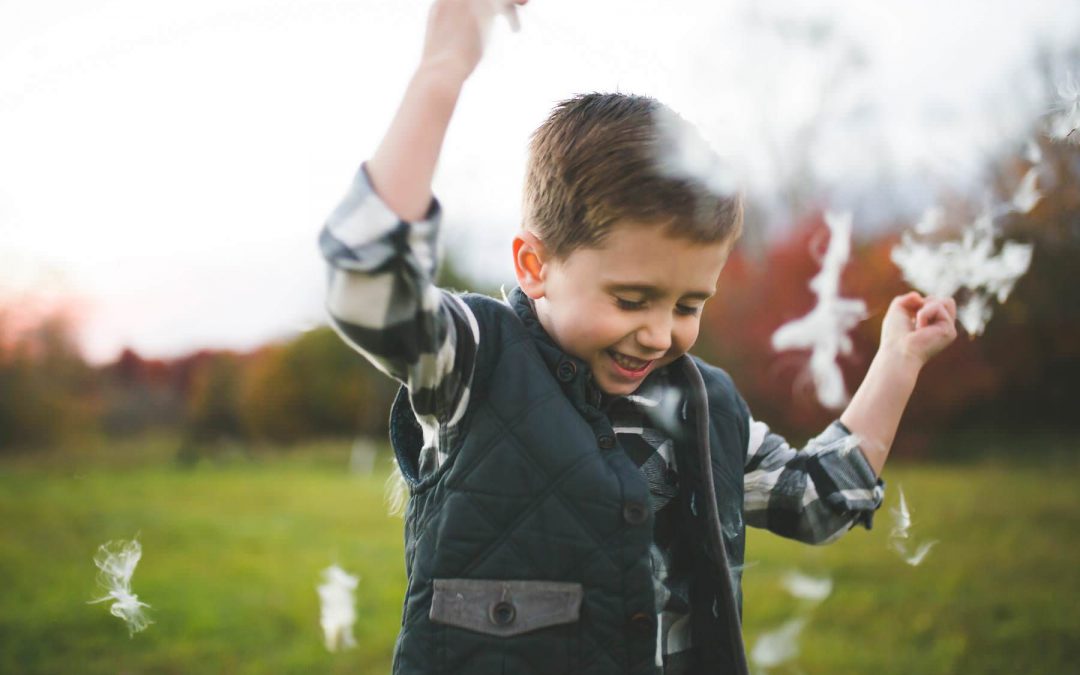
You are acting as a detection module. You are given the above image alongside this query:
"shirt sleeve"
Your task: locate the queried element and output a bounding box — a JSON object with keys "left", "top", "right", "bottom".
{"left": 318, "top": 163, "right": 479, "bottom": 429}
{"left": 743, "top": 417, "right": 886, "bottom": 545}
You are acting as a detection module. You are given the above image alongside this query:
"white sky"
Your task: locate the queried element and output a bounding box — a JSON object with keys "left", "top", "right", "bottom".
{"left": 1, "top": 0, "right": 1077, "bottom": 363}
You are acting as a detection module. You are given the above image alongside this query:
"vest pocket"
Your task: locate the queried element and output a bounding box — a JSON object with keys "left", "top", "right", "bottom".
{"left": 429, "top": 578, "right": 582, "bottom": 673}
{"left": 429, "top": 578, "right": 583, "bottom": 637}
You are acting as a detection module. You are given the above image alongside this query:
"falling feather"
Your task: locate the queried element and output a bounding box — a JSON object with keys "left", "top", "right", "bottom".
{"left": 1048, "top": 73, "right": 1080, "bottom": 144}
{"left": 904, "top": 541, "right": 937, "bottom": 567}
{"left": 385, "top": 458, "right": 409, "bottom": 518}
{"left": 781, "top": 571, "right": 833, "bottom": 603}
{"left": 913, "top": 206, "right": 946, "bottom": 235}
{"left": 1011, "top": 167, "right": 1041, "bottom": 214}
{"left": 889, "top": 486, "right": 938, "bottom": 567}
{"left": 771, "top": 211, "right": 867, "bottom": 409}
{"left": 652, "top": 106, "right": 742, "bottom": 198}
{"left": 317, "top": 565, "right": 359, "bottom": 652}
{"left": 890, "top": 487, "right": 913, "bottom": 535}
{"left": 499, "top": 0, "right": 521, "bottom": 32}
{"left": 751, "top": 617, "right": 808, "bottom": 670}
{"left": 88, "top": 539, "right": 152, "bottom": 636}
{"left": 1024, "top": 139, "right": 1042, "bottom": 165}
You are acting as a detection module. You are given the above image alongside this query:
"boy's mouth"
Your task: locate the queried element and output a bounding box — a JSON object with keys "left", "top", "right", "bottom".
{"left": 607, "top": 350, "right": 653, "bottom": 375}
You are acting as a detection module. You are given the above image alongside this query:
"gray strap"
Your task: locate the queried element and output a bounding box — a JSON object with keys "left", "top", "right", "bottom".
{"left": 681, "top": 356, "right": 750, "bottom": 675}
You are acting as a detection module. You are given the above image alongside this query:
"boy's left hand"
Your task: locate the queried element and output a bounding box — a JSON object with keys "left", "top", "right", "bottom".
{"left": 880, "top": 291, "right": 958, "bottom": 367}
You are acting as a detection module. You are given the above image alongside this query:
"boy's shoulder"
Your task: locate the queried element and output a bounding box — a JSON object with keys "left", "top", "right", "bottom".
{"left": 453, "top": 288, "right": 541, "bottom": 374}
{"left": 455, "top": 289, "right": 523, "bottom": 339}
{"left": 454, "top": 286, "right": 548, "bottom": 342}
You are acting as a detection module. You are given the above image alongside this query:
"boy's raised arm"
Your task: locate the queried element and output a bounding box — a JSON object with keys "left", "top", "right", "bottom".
{"left": 367, "top": 0, "right": 529, "bottom": 222}
{"left": 318, "top": 1, "right": 529, "bottom": 442}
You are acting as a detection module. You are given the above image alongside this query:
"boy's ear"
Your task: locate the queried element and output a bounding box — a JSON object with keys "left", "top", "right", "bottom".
{"left": 512, "top": 230, "right": 548, "bottom": 299}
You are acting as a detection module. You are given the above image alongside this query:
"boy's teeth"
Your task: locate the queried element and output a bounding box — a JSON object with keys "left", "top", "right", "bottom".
{"left": 611, "top": 352, "right": 648, "bottom": 369}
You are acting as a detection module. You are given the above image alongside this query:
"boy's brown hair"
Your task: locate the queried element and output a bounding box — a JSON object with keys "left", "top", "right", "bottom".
{"left": 523, "top": 92, "right": 743, "bottom": 260}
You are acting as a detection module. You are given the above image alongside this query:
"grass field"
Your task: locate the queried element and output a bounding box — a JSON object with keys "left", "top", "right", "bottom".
{"left": 1, "top": 433, "right": 1078, "bottom": 674}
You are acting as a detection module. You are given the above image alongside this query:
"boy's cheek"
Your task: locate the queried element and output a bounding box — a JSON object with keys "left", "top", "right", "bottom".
{"left": 672, "top": 324, "right": 700, "bottom": 355}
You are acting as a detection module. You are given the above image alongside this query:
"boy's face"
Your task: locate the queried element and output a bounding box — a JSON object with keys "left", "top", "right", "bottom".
{"left": 516, "top": 222, "right": 733, "bottom": 396}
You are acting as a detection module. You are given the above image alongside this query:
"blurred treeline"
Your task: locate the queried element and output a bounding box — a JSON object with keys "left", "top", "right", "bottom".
{"left": 1, "top": 137, "right": 1077, "bottom": 458}
{"left": 0, "top": 317, "right": 399, "bottom": 455}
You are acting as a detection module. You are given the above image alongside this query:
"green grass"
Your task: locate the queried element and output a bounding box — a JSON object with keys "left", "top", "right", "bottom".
{"left": 742, "top": 454, "right": 1080, "bottom": 674}
{"left": 2, "top": 434, "right": 1079, "bottom": 674}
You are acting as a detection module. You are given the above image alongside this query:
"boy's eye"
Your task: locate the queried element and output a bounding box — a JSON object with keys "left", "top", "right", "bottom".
{"left": 615, "top": 297, "right": 645, "bottom": 310}
{"left": 616, "top": 297, "right": 702, "bottom": 316}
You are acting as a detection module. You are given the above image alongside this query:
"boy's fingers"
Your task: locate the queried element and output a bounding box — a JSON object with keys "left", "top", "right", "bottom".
{"left": 892, "top": 291, "right": 924, "bottom": 316}
{"left": 916, "top": 301, "right": 951, "bottom": 330}
{"left": 921, "top": 296, "right": 957, "bottom": 323}
{"left": 943, "top": 296, "right": 958, "bottom": 321}
{"left": 916, "top": 302, "right": 939, "bottom": 328}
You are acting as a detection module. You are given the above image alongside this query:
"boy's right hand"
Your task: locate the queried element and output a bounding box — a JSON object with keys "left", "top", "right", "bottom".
{"left": 420, "top": 0, "right": 529, "bottom": 85}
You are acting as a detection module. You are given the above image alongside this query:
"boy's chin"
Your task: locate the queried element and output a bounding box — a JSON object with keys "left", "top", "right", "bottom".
{"left": 592, "top": 373, "right": 645, "bottom": 397}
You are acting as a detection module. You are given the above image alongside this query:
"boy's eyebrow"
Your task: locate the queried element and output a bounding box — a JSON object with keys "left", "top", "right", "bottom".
{"left": 605, "top": 283, "right": 715, "bottom": 301}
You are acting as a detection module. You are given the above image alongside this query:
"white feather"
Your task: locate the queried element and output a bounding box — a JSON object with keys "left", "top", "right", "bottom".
{"left": 888, "top": 486, "right": 938, "bottom": 567}
{"left": 771, "top": 211, "right": 867, "bottom": 409}
{"left": 781, "top": 571, "right": 833, "bottom": 603}
{"left": 88, "top": 539, "right": 152, "bottom": 636}
{"left": 317, "top": 565, "right": 359, "bottom": 652}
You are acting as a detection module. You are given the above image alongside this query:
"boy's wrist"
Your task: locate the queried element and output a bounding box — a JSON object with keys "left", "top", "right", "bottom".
{"left": 874, "top": 343, "right": 924, "bottom": 380}
{"left": 414, "top": 57, "right": 472, "bottom": 93}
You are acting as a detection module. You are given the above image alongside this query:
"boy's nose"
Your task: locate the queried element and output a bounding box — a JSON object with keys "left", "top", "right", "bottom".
{"left": 635, "top": 319, "right": 672, "bottom": 355}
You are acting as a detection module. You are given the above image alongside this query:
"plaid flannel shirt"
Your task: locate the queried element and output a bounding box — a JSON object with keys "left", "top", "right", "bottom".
{"left": 319, "top": 164, "right": 885, "bottom": 673}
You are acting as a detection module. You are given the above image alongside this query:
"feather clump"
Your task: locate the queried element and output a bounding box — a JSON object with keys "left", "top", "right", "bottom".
{"left": 890, "top": 208, "right": 1033, "bottom": 336}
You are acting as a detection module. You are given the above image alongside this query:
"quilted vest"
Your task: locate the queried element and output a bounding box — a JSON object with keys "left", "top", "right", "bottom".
{"left": 388, "top": 288, "right": 751, "bottom": 674}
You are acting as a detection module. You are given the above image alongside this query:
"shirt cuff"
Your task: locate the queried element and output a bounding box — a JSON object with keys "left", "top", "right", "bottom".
{"left": 810, "top": 420, "right": 886, "bottom": 531}
{"left": 319, "top": 162, "right": 442, "bottom": 274}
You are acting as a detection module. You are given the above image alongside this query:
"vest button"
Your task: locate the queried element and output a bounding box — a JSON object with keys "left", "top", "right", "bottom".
{"left": 628, "top": 611, "right": 654, "bottom": 638}
{"left": 597, "top": 434, "right": 616, "bottom": 450}
{"left": 556, "top": 361, "right": 577, "bottom": 382}
{"left": 489, "top": 600, "right": 516, "bottom": 626}
{"left": 623, "top": 501, "right": 648, "bottom": 525}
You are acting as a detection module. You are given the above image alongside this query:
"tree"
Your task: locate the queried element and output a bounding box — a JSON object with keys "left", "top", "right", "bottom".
{"left": 0, "top": 308, "right": 96, "bottom": 451}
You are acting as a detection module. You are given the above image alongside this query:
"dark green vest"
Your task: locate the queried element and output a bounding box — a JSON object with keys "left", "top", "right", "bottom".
{"left": 389, "top": 288, "right": 751, "bottom": 674}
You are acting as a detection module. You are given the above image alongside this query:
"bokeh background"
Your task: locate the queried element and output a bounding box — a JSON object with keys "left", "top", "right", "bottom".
{"left": 2, "top": 0, "right": 1079, "bottom": 673}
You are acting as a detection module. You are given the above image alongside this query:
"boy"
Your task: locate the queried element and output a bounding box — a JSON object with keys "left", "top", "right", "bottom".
{"left": 317, "top": 1, "right": 958, "bottom": 673}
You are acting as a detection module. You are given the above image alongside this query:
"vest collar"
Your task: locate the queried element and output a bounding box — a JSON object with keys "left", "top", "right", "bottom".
{"left": 507, "top": 286, "right": 602, "bottom": 411}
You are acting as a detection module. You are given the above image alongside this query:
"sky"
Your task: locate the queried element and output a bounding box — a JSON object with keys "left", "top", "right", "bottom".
{"left": 1, "top": 0, "right": 1077, "bottom": 363}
